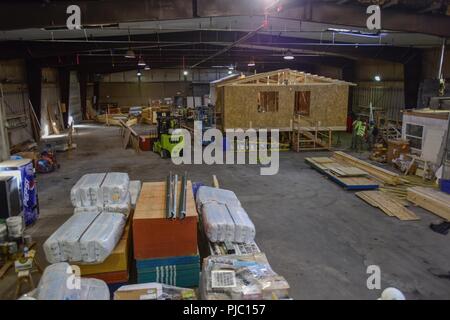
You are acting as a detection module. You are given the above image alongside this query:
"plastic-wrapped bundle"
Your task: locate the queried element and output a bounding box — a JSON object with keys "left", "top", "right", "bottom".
{"left": 196, "top": 186, "right": 255, "bottom": 243}
{"left": 79, "top": 212, "right": 126, "bottom": 263}
{"left": 73, "top": 206, "right": 100, "bottom": 215}
{"left": 196, "top": 186, "right": 241, "bottom": 211}
{"left": 102, "top": 192, "right": 131, "bottom": 217}
{"left": 36, "top": 263, "right": 109, "bottom": 300}
{"left": 99, "top": 172, "right": 130, "bottom": 205}
{"left": 129, "top": 180, "right": 142, "bottom": 208}
{"left": 200, "top": 253, "right": 290, "bottom": 300}
{"left": 44, "top": 211, "right": 100, "bottom": 264}
{"left": 70, "top": 173, "right": 106, "bottom": 207}
{"left": 202, "top": 202, "right": 235, "bottom": 242}
{"left": 226, "top": 205, "right": 256, "bottom": 243}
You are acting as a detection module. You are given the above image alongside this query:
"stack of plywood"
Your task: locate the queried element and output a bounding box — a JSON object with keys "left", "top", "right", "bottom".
{"left": 305, "top": 157, "right": 379, "bottom": 190}
{"left": 407, "top": 187, "right": 450, "bottom": 221}
{"left": 356, "top": 191, "right": 419, "bottom": 221}
{"left": 333, "top": 151, "right": 404, "bottom": 186}
{"left": 133, "top": 181, "right": 199, "bottom": 287}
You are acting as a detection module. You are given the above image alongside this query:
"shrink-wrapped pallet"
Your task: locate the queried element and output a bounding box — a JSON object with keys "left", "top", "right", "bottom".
{"left": 44, "top": 211, "right": 100, "bottom": 264}
{"left": 70, "top": 173, "right": 106, "bottom": 207}
{"left": 79, "top": 212, "right": 126, "bottom": 263}
{"left": 201, "top": 202, "right": 235, "bottom": 243}
{"left": 196, "top": 186, "right": 255, "bottom": 243}
{"left": 196, "top": 186, "right": 241, "bottom": 211}
{"left": 102, "top": 192, "right": 131, "bottom": 217}
{"left": 129, "top": 180, "right": 142, "bottom": 208}
{"left": 226, "top": 205, "right": 255, "bottom": 243}
{"left": 99, "top": 172, "right": 130, "bottom": 205}
{"left": 36, "top": 263, "right": 109, "bottom": 300}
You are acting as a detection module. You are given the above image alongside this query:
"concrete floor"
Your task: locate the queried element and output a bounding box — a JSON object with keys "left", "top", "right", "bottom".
{"left": 1, "top": 123, "right": 450, "bottom": 300}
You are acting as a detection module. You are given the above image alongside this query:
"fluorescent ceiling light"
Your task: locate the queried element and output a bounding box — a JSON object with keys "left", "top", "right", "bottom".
{"left": 138, "top": 57, "right": 146, "bottom": 66}
{"left": 125, "top": 49, "right": 136, "bottom": 59}
{"left": 248, "top": 61, "right": 256, "bottom": 67}
{"left": 283, "top": 50, "right": 294, "bottom": 60}
{"left": 144, "top": 65, "right": 150, "bottom": 70}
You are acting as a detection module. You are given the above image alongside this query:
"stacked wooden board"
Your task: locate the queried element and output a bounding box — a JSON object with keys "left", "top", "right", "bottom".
{"left": 305, "top": 157, "right": 379, "bottom": 190}
{"left": 333, "top": 151, "right": 403, "bottom": 186}
{"left": 407, "top": 187, "right": 450, "bottom": 221}
{"left": 356, "top": 191, "right": 419, "bottom": 221}
{"left": 133, "top": 181, "right": 199, "bottom": 288}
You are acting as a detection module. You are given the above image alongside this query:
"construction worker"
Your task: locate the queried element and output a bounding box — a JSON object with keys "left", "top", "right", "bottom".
{"left": 367, "top": 121, "right": 379, "bottom": 150}
{"left": 356, "top": 120, "right": 367, "bottom": 152}
{"left": 351, "top": 116, "right": 363, "bottom": 150}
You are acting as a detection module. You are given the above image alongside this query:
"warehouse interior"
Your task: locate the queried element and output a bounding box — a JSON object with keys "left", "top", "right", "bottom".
{"left": 0, "top": 0, "right": 449, "bottom": 301}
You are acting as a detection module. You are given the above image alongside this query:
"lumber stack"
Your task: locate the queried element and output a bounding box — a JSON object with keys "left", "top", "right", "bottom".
{"left": 356, "top": 191, "right": 419, "bottom": 221}
{"left": 333, "top": 151, "right": 403, "bottom": 185}
{"left": 305, "top": 157, "right": 379, "bottom": 190}
{"left": 407, "top": 187, "right": 450, "bottom": 221}
{"left": 133, "top": 181, "right": 199, "bottom": 287}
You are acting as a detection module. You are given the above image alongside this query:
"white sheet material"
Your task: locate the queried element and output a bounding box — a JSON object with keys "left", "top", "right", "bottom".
{"left": 101, "top": 192, "right": 131, "bottom": 217}
{"left": 36, "top": 263, "right": 110, "bottom": 300}
{"left": 79, "top": 212, "right": 126, "bottom": 263}
{"left": 196, "top": 186, "right": 255, "bottom": 243}
{"left": 129, "top": 180, "right": 142, "bottom": 208}
{"left": 100, "top": 172, "right": 130, "bottom": 205}
{"left": 44, "top": 211, "right": 100, "bottom": 264}
{"left": 196, "top": 186, "right": 241, "bottom": 211}
{"left": 44, "top": 210, "right": 125, "bottom": 264}
{"left": 70, "top": 173, "right": 106, "bottom": 207}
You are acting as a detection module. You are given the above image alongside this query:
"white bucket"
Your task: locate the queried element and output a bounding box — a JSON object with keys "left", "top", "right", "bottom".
{"left": 6, "top": 216, "right": 23, "bottom": 237}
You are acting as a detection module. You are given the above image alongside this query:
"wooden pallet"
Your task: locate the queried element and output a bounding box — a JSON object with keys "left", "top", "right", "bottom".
{"left": 356, "top": 191, "right": 419, "bottom": 221}
{"left": 407, "top": 187, "right": 450, "bottom": 221}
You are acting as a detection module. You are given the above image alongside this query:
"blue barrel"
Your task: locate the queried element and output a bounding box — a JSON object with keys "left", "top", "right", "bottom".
{"left": 440, "top": 179, "right": 450, "bottom": 194}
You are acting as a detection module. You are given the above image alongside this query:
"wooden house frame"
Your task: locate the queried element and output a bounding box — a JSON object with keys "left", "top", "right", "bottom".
{"left": 214, "top": 69, "right": 356, "bottom": 133}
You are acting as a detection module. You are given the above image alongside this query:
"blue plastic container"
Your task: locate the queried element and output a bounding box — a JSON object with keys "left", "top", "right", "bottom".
{"left": 440, "top": 179, "right": 450, "bottom": 194}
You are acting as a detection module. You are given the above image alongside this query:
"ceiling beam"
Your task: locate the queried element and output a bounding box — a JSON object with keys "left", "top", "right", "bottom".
{"left": 0, "top": 0, "right": 448, "bottom": 38}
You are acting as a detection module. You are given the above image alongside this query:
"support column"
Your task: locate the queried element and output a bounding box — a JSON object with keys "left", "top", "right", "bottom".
{"left": 404, "top": 52, "right": 422, "bottom": 109}
{"left": 78, "top": 71, "right": 87, "bottom": 120}
{"left": 25, "top": 60, "right": 42, "bottom": 121}
{"left": 0, "top": 83, "right": 10, "bottom": 161}
{"left": 58, "top": 67, "right": 70, "bottom": 127}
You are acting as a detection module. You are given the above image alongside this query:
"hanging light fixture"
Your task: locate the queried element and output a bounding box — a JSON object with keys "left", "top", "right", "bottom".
{"left": 283, "top": 49, "right": 295, "bottom": 60}
{"left": 374, "top": 75, "right": 382, "bottom": 82}
{"left": 137, "top": 70, "right": 142, "bottom": 77}
{"left": 183, "top": 70, "right": 189, "bottom": 76}
{"left": 248, "top": 60, "right": 256, "bottom": 67}
{"left": 228, "top": 70, "right": 233, "bottom": 75}
{"left": 125, "top": 29, "right": 136, "bottom": 59}
{"left": 125, "top": 49, "right": 136, "bottom": 59}
{"left": 137, "top": 56, "right": 146, "bottom": 66}
{"left": 144, "top": 65, "right": 151, "bottom": 71}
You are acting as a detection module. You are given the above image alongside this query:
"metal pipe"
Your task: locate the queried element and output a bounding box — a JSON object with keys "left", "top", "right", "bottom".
{"left": 178, "top": 172, "right": 187, "bottom": 219}
{"left": 438, "top": 38, "right": 447, "bottom": 79}
{"left": 171, "top": 174, "right": 178, "bottom": 219}
{"left": 166, "top": 172, "right": 173, "bottom": 219}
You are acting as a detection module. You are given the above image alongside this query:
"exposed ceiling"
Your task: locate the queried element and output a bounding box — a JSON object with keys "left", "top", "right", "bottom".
{"left": 0, "top": 0, "right": 448, "bottom": 74}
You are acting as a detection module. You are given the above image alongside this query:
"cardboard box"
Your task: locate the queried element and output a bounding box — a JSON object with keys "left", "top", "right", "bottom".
{"left": 133, "top": 181, "right": 198, "bottom": 259}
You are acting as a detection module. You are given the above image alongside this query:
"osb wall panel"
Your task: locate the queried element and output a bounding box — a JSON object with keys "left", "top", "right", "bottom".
{"left": 223, "top": 84, "right": 349, "bottom": 130}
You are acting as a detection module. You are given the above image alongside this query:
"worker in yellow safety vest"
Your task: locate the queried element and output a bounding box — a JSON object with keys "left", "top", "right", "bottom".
{"left": 355, "top": 120, "right": 367, "bottom": 152}
{"left": 351, "top": 117, "right": 363, "bottom": 150}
